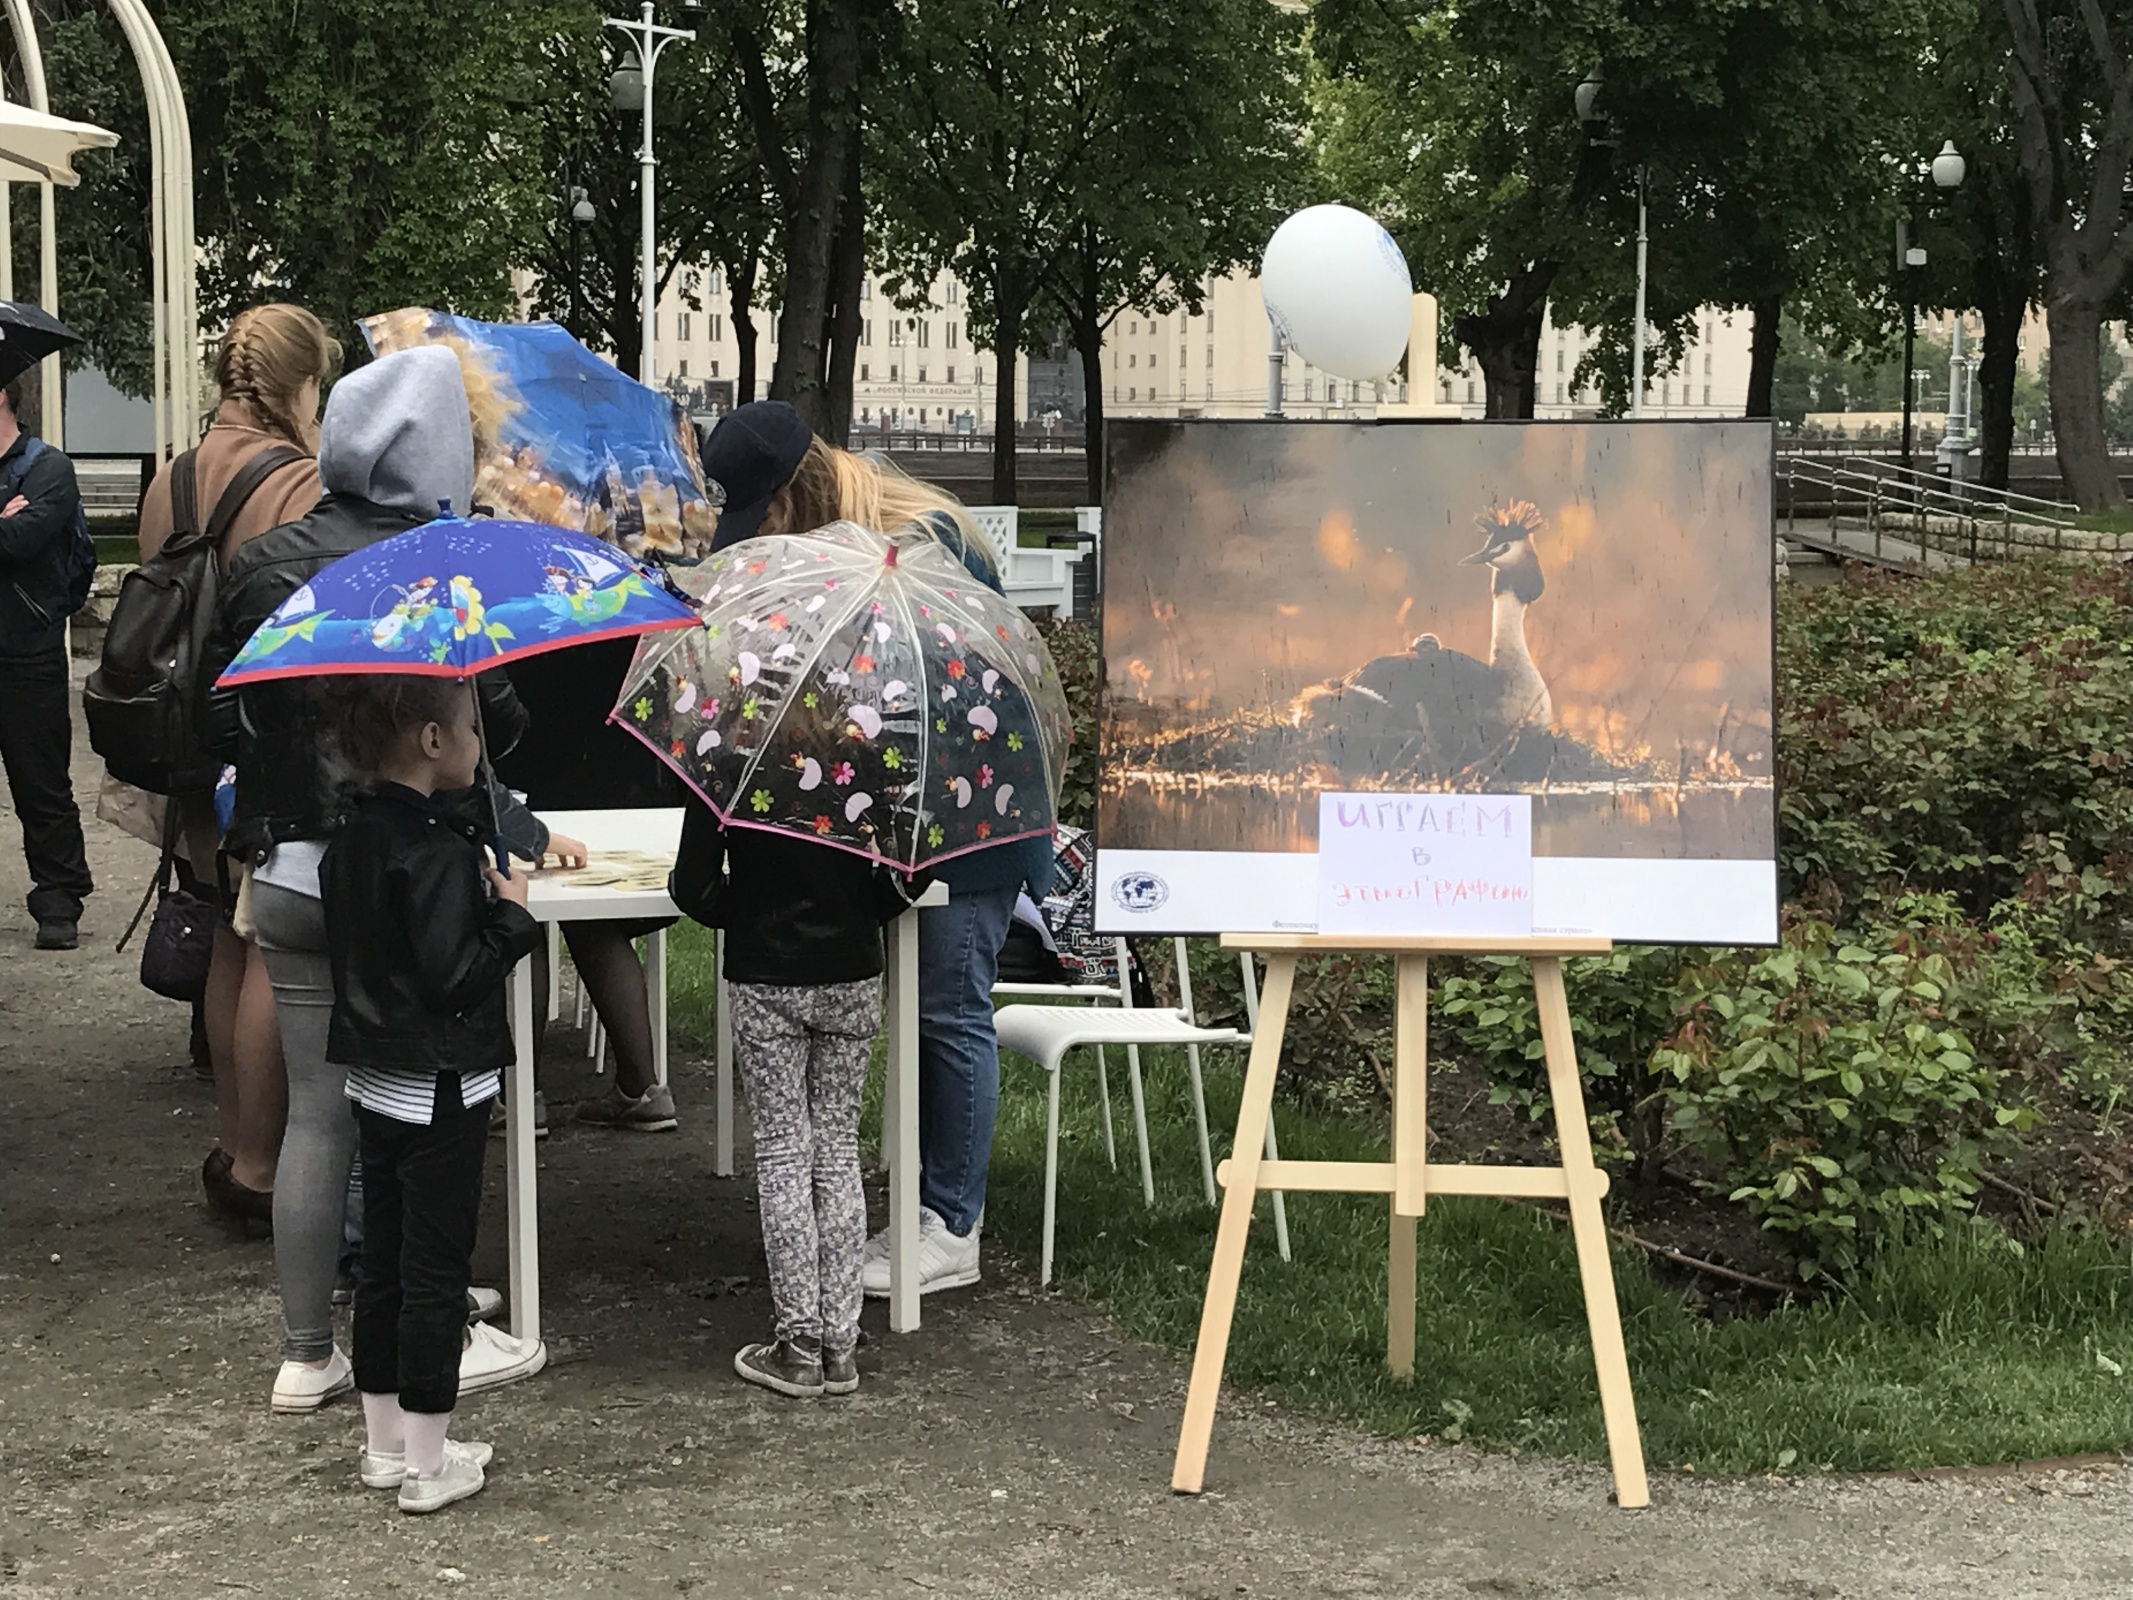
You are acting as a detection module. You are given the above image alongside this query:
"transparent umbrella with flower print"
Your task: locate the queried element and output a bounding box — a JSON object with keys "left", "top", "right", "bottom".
{"left": 610, "top": 520, "right": 1070, "bottom": 872}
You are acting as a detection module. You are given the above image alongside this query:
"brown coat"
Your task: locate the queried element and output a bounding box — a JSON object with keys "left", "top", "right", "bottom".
{"left": 136, "top": 400, "right": 323, "bottom": 564}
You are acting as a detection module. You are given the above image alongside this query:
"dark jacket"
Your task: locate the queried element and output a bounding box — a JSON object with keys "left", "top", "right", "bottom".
{"left": 199, "top": 493, "right": 531, "bottom": 862}
{"left": 320, "top": 783, "right": 543, "bottom": 1072}
{"left": 495, "top": 635, "right": 680, "bottom": 810}
{"left": 0, "top": 432, "right": 81, "bottom": 661}
{"left": 670, "top": 805, "right": 928, "bottom": 986}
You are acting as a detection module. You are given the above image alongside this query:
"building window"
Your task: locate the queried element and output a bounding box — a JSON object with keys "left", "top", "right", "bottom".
{"left": 947, "top": 282, "right": 958, "bottom": 305}
{"left": 1150, "top": 351, "right": 1158, "bottom": 367}
{"left": 711, "top": 314, "right": 723, "bottom": 342}
{"left": 946, "top": 323, "right": 958, "bottom": 350}
{"left": 1303, "top": 378, "right": 1313, "bottom": 401}
{"left": 918, "top": 321, "right": 930, "bottom": 349}
{"left": 679, "top": 359, "right": 689, "bottom": 378}
{"left": 1179, "top": 346, "right": 1187, "bottom": 370}
{"left": 1112, "top": 384, "right": 1119, "bottom": 402}
{"left": 1704, "top": 353, "right": 1713, "bottom": 375}
{"left": 1128, "top": 321, "right": 1136, "bottom": 335}
{"left": 889, "top": 365, "right": 898, "bottom": 381}
{"left": 1205, "top": 381, "right": 1213, "bottom": 401}
{"left": 1128, "top": 353, "right": 1137, "bottom": 368}
{"left": 710, "top": 361, "right": 719, "bottom": 378}
{"left": 860, "top": 279, "right": 871, "bottom": 301}
{"left": 975, "top": 367, "right": 983, "bottom": 388}
{"left": 678, "top": 313, "right": 691, "bottom": 342}
{"left": 1465, "top": 380, "right": 1476, "bottom": 401}
{"left": 708, "top": 269, "right": 723, "bottom": 294}
{"left": 1206, "top": 347, "right": 1214, "bottom": 368}
{"left": 1129, "top": 386, "right": 1137, "bottom": 401}
{"left": 861, "top": 319, "right": 871, "bottom": 346}
{"left": 860, "top": 363, "right": 868, "bottom": 381}
{"left": 1703, "top": 385, "right": 1712, "bottom": 404}
{"left": 1662, "top": 382, "right": 1671, "bottom": 405}
{"left": 1554, "top": 382, "right": 1563, "bottom": 403}
{"left": 1555, "top": 350, "right": 1564, "bottom": 372}
{"left": 946, "top": 366, "right": 954, "bottom": 384}
{"left": 918, "top": 368, "right": 927, "bottom": 383}
{"left": 889, "top": 321, "right": 904, "bottom": 346}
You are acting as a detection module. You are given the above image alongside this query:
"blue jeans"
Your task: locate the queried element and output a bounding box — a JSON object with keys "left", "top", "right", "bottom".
{"left": 916, "top": 885, "right": 1018, "bottom": 1236}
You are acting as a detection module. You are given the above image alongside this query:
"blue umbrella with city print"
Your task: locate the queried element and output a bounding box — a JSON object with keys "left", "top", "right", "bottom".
{"left": 610, "top": 520, "right": 1070, "bottom": 872}
{"left": 214, "top": 516, "right": 699, "bottom": 685}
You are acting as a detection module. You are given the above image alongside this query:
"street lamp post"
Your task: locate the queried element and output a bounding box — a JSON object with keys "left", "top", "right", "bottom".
{"left": 605, "top": 1, "right": 694, "bottom": 386}
{"left": 566, "top": 184, "right": 594, "bottom": 335}
{"left": 1900, "top": 139, "right": 1966, "bottom": 469}
{"left": 1575, "top": 71, "right": 1649, "bottom": 418}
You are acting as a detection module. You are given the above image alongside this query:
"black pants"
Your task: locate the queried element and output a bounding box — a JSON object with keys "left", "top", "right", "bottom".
{"left": 0, "top": 648, "right": 90, "bottom": 924}
{"left": 352, "top": 1075, "right": 488, "bottom": 1415}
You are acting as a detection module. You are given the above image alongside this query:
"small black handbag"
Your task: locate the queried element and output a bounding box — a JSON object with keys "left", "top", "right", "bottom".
{"left": 119, "top": 809, "right": 219, "bottom": 1002}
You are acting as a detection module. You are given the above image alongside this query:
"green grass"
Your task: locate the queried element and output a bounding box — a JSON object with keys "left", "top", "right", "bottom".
{"left": 2070, "top": 509, "right": 2133, "bottom": 535}
{"left": 667, "top": 922, "right": 2133, "bottom": 1475}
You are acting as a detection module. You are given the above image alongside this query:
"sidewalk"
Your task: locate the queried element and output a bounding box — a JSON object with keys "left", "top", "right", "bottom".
{"left": 0, "top": 697, "right": 2128, "bottom": 1599}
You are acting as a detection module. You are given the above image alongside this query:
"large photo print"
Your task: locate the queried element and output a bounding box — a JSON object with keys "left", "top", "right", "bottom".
{"left": 1096, "top": 419, "right": 1778, "bottom": 942}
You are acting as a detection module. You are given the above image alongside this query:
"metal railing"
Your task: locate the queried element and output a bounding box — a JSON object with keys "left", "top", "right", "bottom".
{"left": 1780, "top": 454, "right": 2115, "bottom": 567}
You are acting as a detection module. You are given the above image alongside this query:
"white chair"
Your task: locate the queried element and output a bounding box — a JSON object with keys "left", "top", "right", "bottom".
{"left": 967, "top": 504, "right": 1019, "bottom": 570}
{"left": 995, "top": 937, "right": 1290, "bottom": 1286}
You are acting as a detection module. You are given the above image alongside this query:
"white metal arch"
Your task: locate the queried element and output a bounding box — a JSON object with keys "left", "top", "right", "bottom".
{"left": 0, "top": 0, "right": 196, "bottom": 457}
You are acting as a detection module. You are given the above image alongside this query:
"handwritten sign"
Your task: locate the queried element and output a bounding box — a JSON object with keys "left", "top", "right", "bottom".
{"left": 1315, "top": 793, "right": 1534, "bottom": 937}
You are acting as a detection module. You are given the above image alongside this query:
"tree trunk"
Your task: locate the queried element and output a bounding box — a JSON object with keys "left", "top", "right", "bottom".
{"left": 822, "top": 142, "right": 865, "bottom": 447}
{"left": 769, "top": 0, "right": 861, "bottom": 433}
{"left": 1975, "top": 264, "right": 2028, "bottom": 491}
{"left": 610, "top": 225, "right": 642, "bottom": 383}
{"left": 732, "top": 252, "right": 761, "bottom": 406}
{"left": 2045, "top": 295, "right": 2126, "bottom": 511}
{"left": 1452, "top": 263, "right": 1554, "bottom": 419}
{"left": 990, "top": 287, "right": 1025, "bottom": 505}
{"left": 1072, "top": 239, "right": 1105, "bottom": 505}
{"left": 1745, "top": 295, "right": 1781, "bottom": 419}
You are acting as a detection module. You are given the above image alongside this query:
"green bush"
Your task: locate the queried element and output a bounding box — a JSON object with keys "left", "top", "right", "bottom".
{"left": 1651, "top": 899, "right": 2039, "bottom": 1281}
{"left": 1778, "top": 561, "right": 2133, "bottom": 939}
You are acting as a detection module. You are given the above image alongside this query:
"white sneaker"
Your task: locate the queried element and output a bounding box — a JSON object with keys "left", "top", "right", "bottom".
{"left": 466, "top": 1286, "right": 504, "bottom": 1323}
{"left": 360, "top": 1438, "right": 494, "bottom": 1490}
{"left": 397, "top": 1447, "right": 487, "bottom": 1514}
{"left": 458, "top": 1320, "right": 546, "bottom": 1396}
{"left": 860, "top": 1206, "right": 981, "bottom": 1299}
{"left": 270, "top": 1346, "right": 354, "bottom": 1414}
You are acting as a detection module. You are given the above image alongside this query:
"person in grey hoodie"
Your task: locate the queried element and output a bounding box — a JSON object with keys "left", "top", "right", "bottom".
{"left": 199, "top": 345, "right": 552, "bottom": 1416}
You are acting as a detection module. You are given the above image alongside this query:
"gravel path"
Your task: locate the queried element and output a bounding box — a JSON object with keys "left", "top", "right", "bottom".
{"left": 2, "top": 691, "right": 2128, "bottom": 1599}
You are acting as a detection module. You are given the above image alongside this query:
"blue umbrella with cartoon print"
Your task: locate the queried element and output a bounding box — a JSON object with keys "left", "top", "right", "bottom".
{"left": 610, "top": 519, "right": 1070, "bottom": 872}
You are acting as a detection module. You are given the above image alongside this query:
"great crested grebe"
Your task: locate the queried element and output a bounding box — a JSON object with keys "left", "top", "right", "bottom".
{"left": 1305, "top": 500, "right": 1555, "bottom": 775}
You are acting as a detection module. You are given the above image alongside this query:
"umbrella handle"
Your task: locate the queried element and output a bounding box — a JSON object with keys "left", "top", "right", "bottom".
{"left": 491, "top": 836, "right": 511, "bottom": 878}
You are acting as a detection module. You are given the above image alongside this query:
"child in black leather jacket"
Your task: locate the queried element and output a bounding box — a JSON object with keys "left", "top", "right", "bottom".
{"left": 319, "top": 675, "right": 541, "bottom": 1515}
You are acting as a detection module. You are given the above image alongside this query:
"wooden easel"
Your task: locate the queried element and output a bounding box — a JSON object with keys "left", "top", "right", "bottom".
{"left": 1169, "top": 932, "right": 1650, "bottom": 1510}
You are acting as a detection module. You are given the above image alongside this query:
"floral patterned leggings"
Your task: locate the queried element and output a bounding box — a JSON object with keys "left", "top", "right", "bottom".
{"left": 731, "top": 977, "right": 883, "bottom": 1356}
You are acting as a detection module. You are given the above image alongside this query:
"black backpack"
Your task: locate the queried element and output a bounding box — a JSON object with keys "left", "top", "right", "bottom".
{"left": 84, "top": 446, "right": 303, "bottom": 794}
{"left": 0, "top": 437, "right": 96, "bottom": 613}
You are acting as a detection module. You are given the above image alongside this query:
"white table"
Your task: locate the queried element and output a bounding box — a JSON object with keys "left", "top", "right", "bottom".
{"left": 500, "top": 807, "right": 943, "bottom": 1356}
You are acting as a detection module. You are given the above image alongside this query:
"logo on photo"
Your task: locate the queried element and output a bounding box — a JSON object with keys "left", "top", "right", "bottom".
{"left": 1111, "top": 871, "right": 1169, "bottom": 913}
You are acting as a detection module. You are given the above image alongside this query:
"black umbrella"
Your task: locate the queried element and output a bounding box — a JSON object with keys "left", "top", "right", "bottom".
{"left": 0, "top": 301, "right": 80, "bottom": 389}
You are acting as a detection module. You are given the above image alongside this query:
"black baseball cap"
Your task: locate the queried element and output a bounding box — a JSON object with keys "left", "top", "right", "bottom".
{"left": 702, "top": 400, "right": 814, "bottom": 551}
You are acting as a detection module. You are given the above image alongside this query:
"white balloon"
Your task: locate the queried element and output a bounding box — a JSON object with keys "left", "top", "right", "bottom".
{"left": 1260, "top": 205, "right": 1413, "bottom": 380}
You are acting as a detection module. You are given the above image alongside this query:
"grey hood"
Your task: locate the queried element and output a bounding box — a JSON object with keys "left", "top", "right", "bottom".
{"left": 316, "top": 345, "right": 475, "bottom": 518}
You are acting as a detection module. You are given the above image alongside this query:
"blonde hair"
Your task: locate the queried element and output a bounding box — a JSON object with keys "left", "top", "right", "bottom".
{"left": 763, "top": 438, "right": 997, "bottom": 578}
{"left": 215, "top": 304, "right": 340, "bottom": 452}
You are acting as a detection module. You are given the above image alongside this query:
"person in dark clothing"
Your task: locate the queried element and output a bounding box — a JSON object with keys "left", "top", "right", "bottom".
{"left": 0, "top": 372, "right": 91, "bottom": 949}
{"left": 496, "top": 638, "right": 680, "bottom": 1133}
{"left": 668, "top": 799, "right": 926, "bottom": 1400}
{"left": 322, "top": 673, "right": 541, "bottom": 1515}
{"left": 198, "top": 347, "right": 552, "bottom": 1414}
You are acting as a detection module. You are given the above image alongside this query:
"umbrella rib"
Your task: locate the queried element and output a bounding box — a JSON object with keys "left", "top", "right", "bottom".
{"left": 885, "top": 550, "right": 934, "bottom": 875}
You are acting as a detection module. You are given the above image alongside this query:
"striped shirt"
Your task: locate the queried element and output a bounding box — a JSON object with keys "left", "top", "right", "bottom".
{"left": 345, "top": 1065, "right": 501, "bottom": 1126}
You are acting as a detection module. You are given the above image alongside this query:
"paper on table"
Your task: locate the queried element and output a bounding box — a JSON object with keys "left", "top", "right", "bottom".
{"left": 535, "top": 849, "right": 675, "bottom": 892}
{"left": 1315, "top": 793, "right": 1534, "bottom": 937}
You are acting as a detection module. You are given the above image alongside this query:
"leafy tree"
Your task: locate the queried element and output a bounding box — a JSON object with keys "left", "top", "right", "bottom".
{"left": 167, "top": 0, "right": 593, "bottom": 355}
{"left": 1035, "top": 0, "right": 1307, "bottom": 502}
{"left": 1313, "top": 1, "right": 1609, "bottom": 418}
{"left": 2003, "top": 0, "right": 2133, "bottom": 509}
{"left": 731, "top": 0, "right": 867, "bottom": 440}
{"left": 873, "top": 0, "right": 1197, "bottom": 500}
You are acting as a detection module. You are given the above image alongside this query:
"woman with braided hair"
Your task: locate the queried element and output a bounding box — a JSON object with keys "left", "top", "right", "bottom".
{"left": 136, "top": 303, "right": 337, "bottom": 1230}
